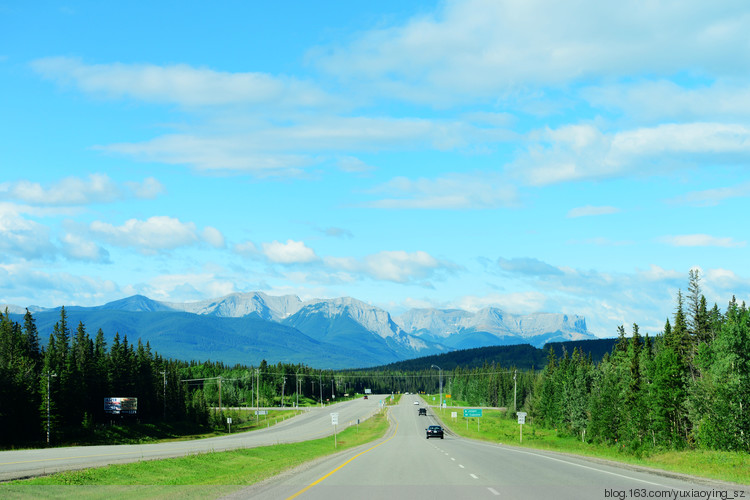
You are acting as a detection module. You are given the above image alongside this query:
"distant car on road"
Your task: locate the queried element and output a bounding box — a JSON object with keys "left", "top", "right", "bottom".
{"left": 363, "top": 395, "right": 368, "bottom": 399}
{"left": 413, "top": 401, "right": 419, "bottom": 405}
{"left": 426, "top": 425, "right": 444, "bottom": 439}
{"left": 418, "top": 408, "right": 427, "bottom": 416}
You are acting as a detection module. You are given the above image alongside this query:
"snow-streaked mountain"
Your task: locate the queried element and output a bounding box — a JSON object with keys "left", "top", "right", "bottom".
{"left": 395, "top": 307, "right": 593, "bottom": 348}
{"left": 6, "top": 292, "right": 595, "bottom": 366}
{"left": 282, "top": 297, "right": 445, "bottom": 361}
{"left": 163, "top": 292, "right": 303, "bottom": 321}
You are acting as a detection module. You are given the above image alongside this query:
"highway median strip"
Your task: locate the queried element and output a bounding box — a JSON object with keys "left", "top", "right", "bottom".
{"left": 2, "top": 410, "right": 391, "bottom": 497}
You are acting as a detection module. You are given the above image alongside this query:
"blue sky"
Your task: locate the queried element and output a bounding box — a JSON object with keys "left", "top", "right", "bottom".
{"left": 2, "top": 0, "right": 750, "bottom": 337}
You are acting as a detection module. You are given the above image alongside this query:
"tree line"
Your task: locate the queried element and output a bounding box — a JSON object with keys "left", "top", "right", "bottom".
{"left": 2, "top": 269, "right": 747, "bottom": 454}
{"left": 530, "top": 270, "right": 749, "bottom": 453}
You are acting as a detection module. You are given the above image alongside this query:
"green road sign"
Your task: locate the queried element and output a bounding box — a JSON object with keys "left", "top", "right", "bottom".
{"left": 463, "top": 408, "right": 482, "bottom": 417}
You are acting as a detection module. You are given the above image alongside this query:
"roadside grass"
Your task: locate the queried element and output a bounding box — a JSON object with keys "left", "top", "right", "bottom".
{"left": 431, "top": 404, "right": 749, "bottom": 485}
{"left": 3, "top": 409, "right": 391, "bottom": 498}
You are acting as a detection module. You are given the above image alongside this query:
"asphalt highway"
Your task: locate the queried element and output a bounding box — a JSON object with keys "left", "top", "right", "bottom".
{"left": 0, "top": 396, "right": 385, "bottom": 481}
{"left": 231, "top": 395, "right": 749, "bottom": 500}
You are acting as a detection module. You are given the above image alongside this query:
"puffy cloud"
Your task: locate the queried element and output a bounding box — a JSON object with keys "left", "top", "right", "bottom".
{"left": 89, "top": 216, "right": 222, "bottom": 253}
{"left": 0, "top": 174, "right": 164, "bottom": 206}
{"left": 201, "top": 226, "right": 226, "bottom": 249}
{"left": 324, "top": 250, "right": 458, "bottom": 285}
{"left": 516, "top": 122, "right": 750, "bottom": 186}
{"left": 60, "top": 233, "right": 110, "bottom": 263}
{"left": 0, "top": 205, "right": 56, "bottom": 260}
{"left": 262, "top": 240, "right": 319, "bottom": 264}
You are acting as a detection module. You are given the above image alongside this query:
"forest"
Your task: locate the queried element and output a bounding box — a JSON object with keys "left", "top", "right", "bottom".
{"left": 1, "top": 270, "right": 747, "bottom": 453}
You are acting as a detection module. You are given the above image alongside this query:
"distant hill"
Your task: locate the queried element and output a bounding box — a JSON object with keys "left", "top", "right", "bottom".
{"left": 361, "top": 337, "right": 619, "bottom": 371}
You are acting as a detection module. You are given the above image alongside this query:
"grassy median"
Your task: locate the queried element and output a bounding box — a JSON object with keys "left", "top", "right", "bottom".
{"left": 431, "top": 404, "right": 749, "bottom": 485}
{"left": 2, "top": 408, "right": 391, "bottom": 498}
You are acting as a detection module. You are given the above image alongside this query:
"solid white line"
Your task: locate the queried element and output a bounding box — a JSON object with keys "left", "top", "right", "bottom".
{"left": 488, "top": 487, "right": 500, "bottom": 496}
{"left": 467, "top": 440, "right": 668, "bottom": 488}
{"left": 470, "top": 473, "right": 478, "bottom": 479}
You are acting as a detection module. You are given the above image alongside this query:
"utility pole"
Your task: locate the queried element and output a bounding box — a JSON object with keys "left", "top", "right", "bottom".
{"left": 218, "top": 376, "right": 222, "bottom": 411}
{"left": 161, "top": 370, "right": 166, "bottom": 419}
{"left": 319, "top": 373, "right": 323, "bottom": 407}
{"left": 256, "top": 369, "right": 260, "bottom": 422}
{"left": 513, "top": 369, "right": 517, "bottom": 412}
{"left": 431, "top": 364, "right": 442, "bottom": 412}
{"left": 295, "top": 372, "right": 299, "bottom": 408}
{"left": 282, "top": 377, "right": 286, "bottom": 407}
{"left": 46, "top": 371, "right": 57, "bottom": 445}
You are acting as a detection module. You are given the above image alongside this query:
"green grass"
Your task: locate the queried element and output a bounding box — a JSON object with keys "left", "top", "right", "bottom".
{"left": 430, "top": 404, "right": 749, "bottom": 485}
{"left": 2, "top": 409, "right": 391, "bottom": 498}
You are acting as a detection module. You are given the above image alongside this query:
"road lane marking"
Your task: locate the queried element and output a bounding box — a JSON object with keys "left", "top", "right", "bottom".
{"left": 469, "top": 440, "right": 669, "bottom": 488}
{"left": 450, "top": 457, "right": 455, "bottom": 461}
{"left": 488, "top": 487, "right": 500, "bottom": 495}
{"left": 286, "top": 410, "right": 398, "bottom": 500}
{"left": 459, "top": 464, "right": 465, "bottom": 468}
{"left": 470, "top": 473, "right": 478, "bottom": 479}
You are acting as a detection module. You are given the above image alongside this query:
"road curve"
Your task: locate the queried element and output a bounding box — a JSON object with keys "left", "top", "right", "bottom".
{"left": 0, "top": 396, "right": 385, "bottom": 481}
{"left": 231, "top": 395, "right": 749, "bottom": 500}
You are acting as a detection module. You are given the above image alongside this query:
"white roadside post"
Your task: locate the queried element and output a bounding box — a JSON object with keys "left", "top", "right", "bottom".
{"left": 517, "top": 412, "right": 527, "bottom": 443}
{"left": 331, "top": 412, "right": 339, "bottom": 448}
{"left": 227, "top": 416, "right": 232, "bottom": 433}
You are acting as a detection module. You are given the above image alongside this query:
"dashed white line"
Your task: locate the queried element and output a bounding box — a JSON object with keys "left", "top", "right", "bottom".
{"left": 470, "top": 473, "right": 478, "bottom": 479}
{"left": 459, "top": 464, "right": 465, "bottom": 468}
{"left": 450, "top": 457, "right": 456, "bottom": 461}
{"left": 488, "top": 487, "right": 500, "bottom": 496}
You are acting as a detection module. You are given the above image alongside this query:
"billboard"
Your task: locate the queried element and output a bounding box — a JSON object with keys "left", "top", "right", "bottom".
{"left": 104, "top": 397, "right": 138, "bottom": 415}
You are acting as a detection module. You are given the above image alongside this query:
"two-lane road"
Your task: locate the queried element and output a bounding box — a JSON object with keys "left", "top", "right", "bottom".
{"left": 234, "top": 395, "right": 749, "bottom": 500}
{"left": 0, "top": 396, "right": 385, "bottom": 481}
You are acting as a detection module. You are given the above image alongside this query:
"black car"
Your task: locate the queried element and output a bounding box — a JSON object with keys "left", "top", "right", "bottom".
{"left": 426, "top": 425, "right": 444, "bottom": 439}
{"left": 418, "top": 407, "right": 427, "bottom": 416}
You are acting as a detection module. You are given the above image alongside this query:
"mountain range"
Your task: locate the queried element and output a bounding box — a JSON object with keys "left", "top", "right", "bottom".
{"left": 3, "top": 292, "right": 596, "bottom": 368}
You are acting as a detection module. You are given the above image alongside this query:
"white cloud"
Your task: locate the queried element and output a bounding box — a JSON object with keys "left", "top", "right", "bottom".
{"left": 31, "top": 57, "right": 333, "bottom": 108}
{"left": 0, "top": 174, "right": 164, "bottom": 205}
{"left": 89, "top": 216, "right": 216, "bottom": 253}
{"left": 660, "top": 234, "right": 746, "bottom": 248}
{"left": 366, "top": 173, "right": 519, "bottom": 209}
{"left": 322, "top": 250, "right": 456, "bottom": 285}
{"left": 516, "top": 122, "right": 750, "bottom": 185}
{"left": 201, "top": 227, "right": 226, "bottom": 249}
{"left": 668, "top": 182, "right": 750, "bottom": 207}
{"left": 99, "top": 117, "right": 495, "bottom": 175}
{"left": 0, "top": 205, "right": 56, "bottom": 260}
{"left": 233, "top": 240, "right": 259, "bottom": 257}
{"left": 130, "top": 272, "right": 238, "bottom": 303}
{"left": 60, "top": 233, "right": 110, "bottom": 263}
{"left": 0, "top": 263, "right": 119, "bottom": 308}
{"left": 452, "top": 291, "right": 548, "bottom": 315}
{"left": 314, "top": 0, "right": 750, "bottom": 104}
{"left": 583, "top": 80, "right": 750, "bottom": 122}
{"left": 262, "top": 240, "right": 319, "bottom": 264}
